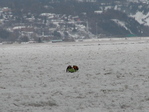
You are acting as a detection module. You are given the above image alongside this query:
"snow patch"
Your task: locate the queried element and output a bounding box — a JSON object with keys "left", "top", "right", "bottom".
{"left": 131, "top": 11, "right": 149, "bottom": 26}
{"left": 112, "top": 19, "right": 133, "bottom": 34}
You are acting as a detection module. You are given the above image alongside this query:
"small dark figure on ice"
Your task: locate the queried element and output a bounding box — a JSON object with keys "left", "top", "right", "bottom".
{"left": 66, "top": 65, "right": 79, "bottom": 73}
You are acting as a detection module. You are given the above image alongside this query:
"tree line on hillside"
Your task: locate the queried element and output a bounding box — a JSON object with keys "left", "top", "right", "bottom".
{"left": 0, "top": 0, "right": 149, "bottom": 41}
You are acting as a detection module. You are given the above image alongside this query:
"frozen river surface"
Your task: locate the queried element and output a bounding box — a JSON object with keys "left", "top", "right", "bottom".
{"left": 0, "top": 39, "right": 149, "bottom": 112}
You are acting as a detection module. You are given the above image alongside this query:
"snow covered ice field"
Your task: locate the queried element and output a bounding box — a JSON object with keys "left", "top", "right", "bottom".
{"left": 1, "top": 39, "right": 149, "bottom": 112}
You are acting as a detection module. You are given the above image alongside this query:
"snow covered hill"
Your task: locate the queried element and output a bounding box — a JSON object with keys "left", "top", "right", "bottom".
{"left": 131, "top": 11, "right": 149, "bottom": 26}
{"left": 0, "top": 39, "right": 149, "bottom": 112}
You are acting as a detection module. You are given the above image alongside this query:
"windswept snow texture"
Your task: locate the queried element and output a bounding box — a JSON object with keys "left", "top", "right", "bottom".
{"left": 1, "top": 39, "right": 149, "bottom": 112}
